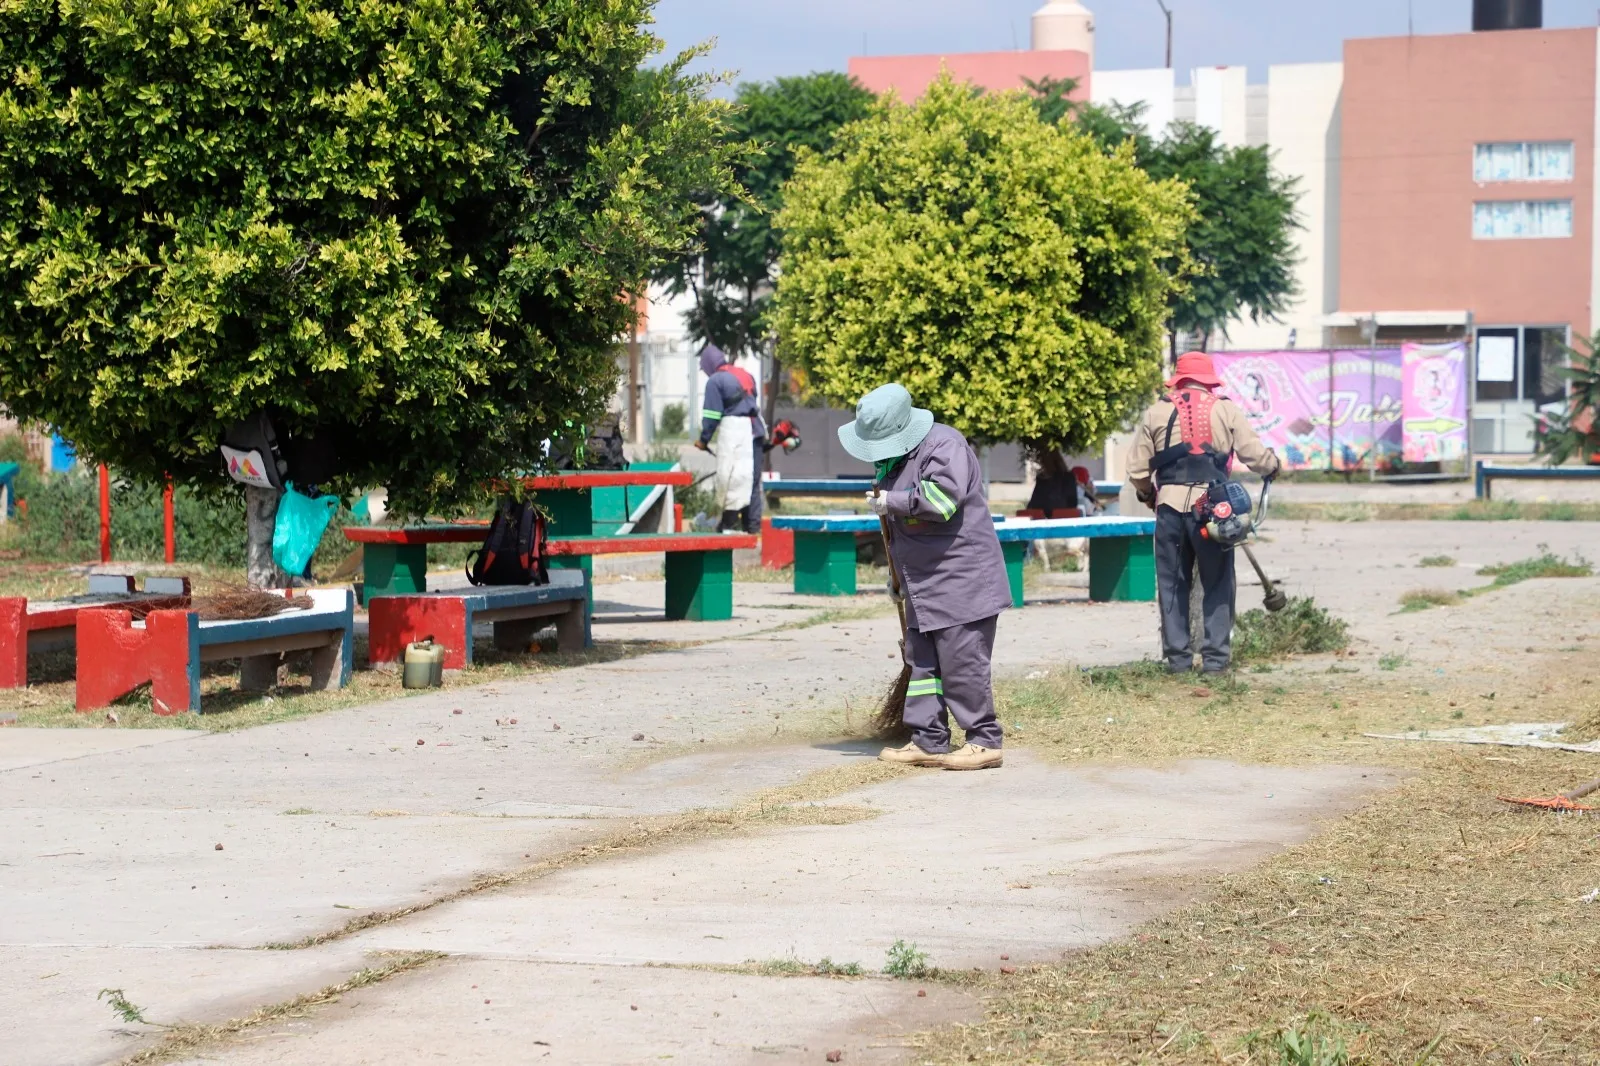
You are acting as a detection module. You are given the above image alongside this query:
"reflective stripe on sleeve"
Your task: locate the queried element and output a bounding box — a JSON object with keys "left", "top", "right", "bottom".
{"left": 921, "top": 480, "right": 957, "bottom": 520}
{"left": 702, "top": 409, "right": 723, "bottom": 421}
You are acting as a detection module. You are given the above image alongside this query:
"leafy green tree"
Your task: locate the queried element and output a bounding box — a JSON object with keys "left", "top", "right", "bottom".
{"left": 1027, "top": 82, "right": 1301, "bottom": 355}
{"left": 0, "top": 0, "right": 742, "bottom": 581}
{"left": 774, "top": 74, "right": 1193, "bottom": 457}
{"left": 654, "top": 71, "right": 873, "bottom": 418}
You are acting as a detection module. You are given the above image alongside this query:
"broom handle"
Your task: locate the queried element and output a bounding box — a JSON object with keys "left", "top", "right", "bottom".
{"left": 875, "top": 492, "right": 908, "bottom": 639}
{"left": 1564, "top": 775, "right": 1600, "bottom": 802}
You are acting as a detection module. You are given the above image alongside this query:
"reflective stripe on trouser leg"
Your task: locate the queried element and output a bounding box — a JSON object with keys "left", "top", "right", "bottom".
{"left": 929, "top": 615, "right": 1002, "bottom": 749}
{"left": 900, "top": 626, "right": 951, "bottom": 754}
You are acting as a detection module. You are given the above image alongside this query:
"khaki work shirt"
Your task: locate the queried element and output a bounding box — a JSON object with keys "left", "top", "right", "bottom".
{"left": 1126, "top": 387, "right": 1282, "bottom": 512}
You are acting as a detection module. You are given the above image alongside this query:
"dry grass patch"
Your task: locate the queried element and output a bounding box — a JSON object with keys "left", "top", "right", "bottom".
{"left": 915, "top": 751, "right": 1600, "bottom": 1065}
{"left": 1399, "top": 588, "right": 1463, "bottom": 612}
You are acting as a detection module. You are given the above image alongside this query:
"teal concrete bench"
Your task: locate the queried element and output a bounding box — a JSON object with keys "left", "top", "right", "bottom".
{"left": 1475, "top": 460, "right": 1600, "bottom": 500}
{"left": 343, "top": 527, "right": 757, "bottom": 622}
{"left": 769, "top": 514, "right": 1155, "bottom": 604}
{"left": 765, "top": 477, "right": 1122, "bottom": 506}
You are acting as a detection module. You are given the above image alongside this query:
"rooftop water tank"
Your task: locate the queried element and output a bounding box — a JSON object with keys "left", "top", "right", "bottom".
{"left": 1473, "top": 0, "right": 1542, "bottom": 31}
{"left": 1032, "top": 0, "right": 1094, "bottom": 60}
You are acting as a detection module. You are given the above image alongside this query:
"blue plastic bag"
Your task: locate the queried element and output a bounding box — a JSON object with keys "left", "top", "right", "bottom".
{"left": 273, "top": 482, "right": 341, "bottom": 577}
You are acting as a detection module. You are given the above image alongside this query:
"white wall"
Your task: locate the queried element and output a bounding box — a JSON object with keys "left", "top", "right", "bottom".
{"left": 1222, "top": 62, "right": 1344, "bottom": 352}
{"left": 1193, "top": 66, "right": 1248, "bottom": 149}
{"left": 1089, "top": 67, "right": 1175, "bottom": 137}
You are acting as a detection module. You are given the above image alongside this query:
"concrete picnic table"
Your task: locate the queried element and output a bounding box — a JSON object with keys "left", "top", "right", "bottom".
{"left": 769, "top": 514, "right": 1155, "bottom": 604}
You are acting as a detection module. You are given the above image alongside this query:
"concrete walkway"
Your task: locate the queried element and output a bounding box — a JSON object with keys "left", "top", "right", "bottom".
{"left": 5, "top": 519, "right": 1590, "bottom": 1064}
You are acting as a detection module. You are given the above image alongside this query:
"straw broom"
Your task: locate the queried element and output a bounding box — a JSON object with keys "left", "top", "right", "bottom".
{"left": 870, "top": 495, "right": 913, "bottom": 741}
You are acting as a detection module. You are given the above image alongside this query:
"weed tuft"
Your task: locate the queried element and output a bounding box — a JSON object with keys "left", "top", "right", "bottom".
{"left": 1233, "top": 598, "right": 1350, "bottom": 661}
{"left": 1477, "top": 546, "right": 1592, "bottom": 586}
{"left": 1399, "top": 588, "right": 1462, "bottom": 612}
{"left": 1378, "top": 652, "right": 1409, "bottom": 671}
{"left": 1417, "top": 555, "right": 1455, "bottom": 568}
{"left": 98, "top": 988, "right": 150, "bottom": 1026}
{"left": 883, "top": 939, "right": 930, "bottom": 979}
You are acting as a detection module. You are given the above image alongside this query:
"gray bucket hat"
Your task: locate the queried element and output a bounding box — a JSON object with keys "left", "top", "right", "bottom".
{"left": 837, "top": 383, "right": 935, "bottom": 462}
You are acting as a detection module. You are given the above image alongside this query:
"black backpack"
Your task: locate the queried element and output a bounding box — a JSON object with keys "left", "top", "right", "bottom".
{"left": 466, "top": 501, "right": 550, "bottom": 586}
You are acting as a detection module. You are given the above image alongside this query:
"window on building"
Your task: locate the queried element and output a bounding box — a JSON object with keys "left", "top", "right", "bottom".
{"left": 1472, "top": 200, "right": 1573, "bottom": 240}
{"left": 1474, "top": 326, "right": 1570, "bottom": 404}
{"left": 1473, "top": 142, "right": 1574, "bottom": 183}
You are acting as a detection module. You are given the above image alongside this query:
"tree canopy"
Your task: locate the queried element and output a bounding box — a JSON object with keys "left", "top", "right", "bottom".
{"left": 653, "top": 71, "right": 874, "bottom": 359}
{"left": 0, "top": 0, "right": 744, "bottom": 516}
{"left": 1027, "top": 82, "right": 1302, "bottom": 352}
{"left": 774, "top": 74, "right": 1193, "bottom": 455}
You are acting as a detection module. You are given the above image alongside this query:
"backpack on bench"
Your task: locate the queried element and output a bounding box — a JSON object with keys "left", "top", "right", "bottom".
{"left": 466, "top": 500, "right": 550, "bottom": 586}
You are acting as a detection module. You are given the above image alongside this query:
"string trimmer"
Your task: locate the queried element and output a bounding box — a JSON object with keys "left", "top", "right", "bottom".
{"left": 1198, "top": 475, "right": 1288, "bottom": 613}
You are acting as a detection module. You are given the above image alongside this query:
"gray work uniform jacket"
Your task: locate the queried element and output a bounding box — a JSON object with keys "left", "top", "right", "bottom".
{"left": 877, "top": 424, "right": 1011, "bottom": 632}
{"left": 699, "top": 370, "right": 764, "bottom": 445}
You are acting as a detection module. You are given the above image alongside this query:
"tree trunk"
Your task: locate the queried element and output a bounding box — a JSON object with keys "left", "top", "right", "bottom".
{"left": 245, "top": 485, "right": 289, "bottom": 589}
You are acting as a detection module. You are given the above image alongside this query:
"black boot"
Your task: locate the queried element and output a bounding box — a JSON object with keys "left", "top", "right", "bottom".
{"left": 718, "top": 509, "right": 741, "bottom": 532}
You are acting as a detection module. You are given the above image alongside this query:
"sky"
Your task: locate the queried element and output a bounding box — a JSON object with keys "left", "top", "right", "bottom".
{"left": 650, "top": 0, "right": 1600, "bottom": 86}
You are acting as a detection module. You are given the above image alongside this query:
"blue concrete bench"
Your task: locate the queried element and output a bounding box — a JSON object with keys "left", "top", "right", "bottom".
{"left": 367, "top": 571, "right": 591, "bottom": 669}
{"left": 77, "top": 589, "right": 354, "bottom": 714}
{"left": 765, "top": 477, "right": 1122, "bottom": 501}
{"left": 769, "top": 514, "right": 1154, "bottom": 603}
{"left": 1475, "top": 460, "right": 1600, "bottom": 500}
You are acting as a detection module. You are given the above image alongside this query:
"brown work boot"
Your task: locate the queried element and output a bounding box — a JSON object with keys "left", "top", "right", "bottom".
{"left": 938, "top": 744, "right": 1003, "bottom": 771}
{"left": 878, "top": 742, "right": 946, "bottom": 767}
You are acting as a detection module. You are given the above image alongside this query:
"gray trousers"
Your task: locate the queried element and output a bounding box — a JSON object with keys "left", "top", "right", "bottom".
{"left": 1155, "top": 504, "right": 1236, "bottom": 672}
{"left": 746, "top": 444, "right": 765, "bottom": 534}
{"left": 903, "top": 614, "right": 1003, "bottom": 753}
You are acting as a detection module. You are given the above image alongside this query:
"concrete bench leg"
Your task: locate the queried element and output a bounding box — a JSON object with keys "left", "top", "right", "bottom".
{"left": 665, "top": 550, "right": 734, "bottom": 621}
{"left": 555, "top": 601, "right": 587, "bottom": 651}
{"left": 0, "top": 598, "right": 25, "bottom": 688}
{"left": 492, "top": 618, "right": 543, "bottom": 654}
{"left": 307, "top": 640, "right": 343, "bottom": 691}
{"left": 1000, "top": 541, "right": 1028, "bottom": 608}
{"left": 793, "top": 531, "right": 857, "bottom": 596}
{"left": 239, "top": 654, "right": 282, "bottom": 692}
{"left": 362, "top": 543, "right": 429, "bottom": 606}
{"left": 1088, "top": 537, "right": 1157, "bottom": 602}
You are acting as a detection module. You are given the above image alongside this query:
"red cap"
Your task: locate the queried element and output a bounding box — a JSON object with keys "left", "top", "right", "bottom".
{"left": 1166, "top": 351, "right": 1222, "bottom": 389}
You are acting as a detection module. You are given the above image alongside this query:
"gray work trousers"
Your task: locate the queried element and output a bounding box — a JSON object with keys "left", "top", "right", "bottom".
{"left": 1155, "top": 504, "right": 1236, "bottom": 672}
{"left": 903, "top": 614, "right": 1003, "bottom": 753}
{"left": 746, "top": 444, "right": 765, "bottom": 534}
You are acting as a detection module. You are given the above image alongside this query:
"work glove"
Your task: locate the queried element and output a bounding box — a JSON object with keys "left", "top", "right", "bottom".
{"left": 886, "top": 578, "right": 905, "bottom": 605}
{"left": 1135, "top": 484, "right": 1157, "bottom": 509}
{"left": 693, "top": 440, "right": 709, "bottom": 452}
{"left": 866, "top": 491, "right": 890, "bottom": 518}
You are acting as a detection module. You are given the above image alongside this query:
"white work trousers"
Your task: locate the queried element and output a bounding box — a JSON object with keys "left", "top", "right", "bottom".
{"left": 713, "top": 415, "right": 755, "bottom": 514}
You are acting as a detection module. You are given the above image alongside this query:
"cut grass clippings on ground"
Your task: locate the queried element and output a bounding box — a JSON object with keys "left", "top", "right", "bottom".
{"left": 1399, "top": 588, "right": 1463, "bottom": 612}
{"left": 1417, "top": 555, "right": 1456, "bottom": 568}
{"left": 1232, "top": 597, "right": 1350, "bottom": 663}
{"left": 912, "top": 749, "right": 1600, "bottom": 1066}
{"left": 1274, "top": 500, "right": 1600, "bottom": 522}
{"left": 1400, "top": 547, "right": 1592, "bottom": 612}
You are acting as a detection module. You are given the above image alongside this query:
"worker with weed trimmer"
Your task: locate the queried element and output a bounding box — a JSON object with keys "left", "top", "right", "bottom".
{"left": 1127, "top": 351, "right": 1282, "bottom": 675}
{"left": 841, "top": 384, "right": 1012, "bottom": 771}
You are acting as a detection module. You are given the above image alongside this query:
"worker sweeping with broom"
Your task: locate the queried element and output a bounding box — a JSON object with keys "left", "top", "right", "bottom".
{"left": 840, "top": 384, "right": 1012, "bottom": 770}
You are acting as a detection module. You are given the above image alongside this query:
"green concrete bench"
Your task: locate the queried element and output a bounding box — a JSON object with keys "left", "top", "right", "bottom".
{"left": 768, "top": 514, "right": 1155, "bottom": 604}
{"left": 342, "top": 526, "right": 757, "bottom": 622}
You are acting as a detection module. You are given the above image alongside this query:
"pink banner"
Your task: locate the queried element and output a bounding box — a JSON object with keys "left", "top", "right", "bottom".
{"left": 1211, "top": 350, "right": 1404, "bottom": 471}
{"left": 1401, "top": 342, "right": 1469, "bottom": 463}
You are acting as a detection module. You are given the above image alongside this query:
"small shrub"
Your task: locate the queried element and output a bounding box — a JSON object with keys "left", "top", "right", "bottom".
{"left": 1417, "top": 555, "right": 1455, "bottom": 568}
{"left": 883, "top": 939, "right": 930, "bottom": 979}
{"left": 1399, "top": 588, "right": 1462, "bottom": 612}
{"left": 1233, "top": 597, "right": 1350, "bottom": 662}
{"left": 657, "top": 403, "right": 687, "bottom": 438}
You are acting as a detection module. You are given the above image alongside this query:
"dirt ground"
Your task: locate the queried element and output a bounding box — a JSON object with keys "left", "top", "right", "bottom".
{"left": 3, "top": 519, "right": 1599, "bottom": 1065}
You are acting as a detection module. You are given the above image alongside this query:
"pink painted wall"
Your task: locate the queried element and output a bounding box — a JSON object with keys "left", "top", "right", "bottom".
{"left": 848, "top": 51, "right": 1090, "bottom": 101}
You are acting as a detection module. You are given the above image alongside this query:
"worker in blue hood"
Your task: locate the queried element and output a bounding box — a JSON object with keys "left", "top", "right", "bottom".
{"left": 695, "top": 344, "right": 766, "bottom": 532}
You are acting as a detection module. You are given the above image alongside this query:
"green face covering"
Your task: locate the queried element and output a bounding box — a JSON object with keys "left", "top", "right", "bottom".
{"left": 874, "top": 456, "right": 905, "bottom": 482}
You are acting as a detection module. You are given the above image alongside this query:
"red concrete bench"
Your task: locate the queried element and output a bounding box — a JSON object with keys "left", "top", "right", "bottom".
{"left": 343, "top": 528, "right": 758, "bottom": 621}
{"left": 1, "top": 576, "right": 190, "bottom": 690}
{"left": 368, "top": 570, "right": 590, "bottom": 670}
{"left": 75, "top": 589, "right": 354, "bottom": 714}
